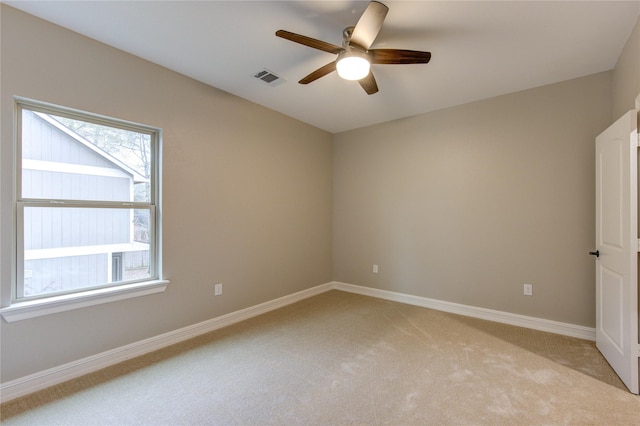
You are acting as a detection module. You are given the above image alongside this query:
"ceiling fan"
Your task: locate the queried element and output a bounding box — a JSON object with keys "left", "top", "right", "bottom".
{"left": 276, "top": 1, "right": 431, "bottom": 95}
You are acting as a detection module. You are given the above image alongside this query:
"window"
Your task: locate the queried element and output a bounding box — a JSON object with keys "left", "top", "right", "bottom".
{"left": 10, "top": 98, "right": 164, "bottom": 310}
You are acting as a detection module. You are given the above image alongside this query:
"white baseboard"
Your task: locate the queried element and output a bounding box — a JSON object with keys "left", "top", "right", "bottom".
{"left": 1, "top": 280, "right": 595, "bottom": 403}
{"left": 332, "top": 282, "right": 596, "bottom": 341}
{"left": 0, "top": 282, "right": 333, "bottom": 403}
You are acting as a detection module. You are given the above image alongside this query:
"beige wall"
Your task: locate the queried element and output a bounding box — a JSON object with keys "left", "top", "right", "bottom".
{"left": 613, "top": 16, "right": 640, "bottom": 119}
{"left": 334, "top": 72, "right": 612, "bottom": 327}
{"left": 0, "top": 6, "right": 333, "bottom": 382}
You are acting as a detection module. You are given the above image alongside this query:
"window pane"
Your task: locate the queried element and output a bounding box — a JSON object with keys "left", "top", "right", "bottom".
{"left": 22, "top": 206, "right": 152, "bottom": 298}
{"left": 21, "top": 109, "right": 151, "bottom": 202}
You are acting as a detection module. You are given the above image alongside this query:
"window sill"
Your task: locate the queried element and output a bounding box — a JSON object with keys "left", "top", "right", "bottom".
{"left": 0, "top": 280, "right": 169, "bottom": 323}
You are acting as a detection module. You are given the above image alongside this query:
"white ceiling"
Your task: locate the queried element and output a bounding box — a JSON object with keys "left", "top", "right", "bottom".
{"left": 6, "top": 1, "right": 640, "bottom": 133}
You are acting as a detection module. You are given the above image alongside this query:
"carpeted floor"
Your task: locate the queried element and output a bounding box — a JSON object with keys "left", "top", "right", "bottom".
{"left": 1, "top": 290, "right": 639, "bottom": 425}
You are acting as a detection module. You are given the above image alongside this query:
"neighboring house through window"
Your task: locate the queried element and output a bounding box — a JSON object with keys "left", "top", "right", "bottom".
{"left": 14, "top": 99, "right": 162, "bottom": 302}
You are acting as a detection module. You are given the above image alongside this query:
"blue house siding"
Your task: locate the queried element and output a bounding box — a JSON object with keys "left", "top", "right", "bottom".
{"left": 25, "top": 254, "right": 108, "bottom": 296}
{"left": 23, "top": 207, "right": 130, "bottom": 250}
{"left": 23, "top": 170, "right": 131, "bottom": 202}
{"left": 21, "top": 110, "right": 117, "bottom": 169}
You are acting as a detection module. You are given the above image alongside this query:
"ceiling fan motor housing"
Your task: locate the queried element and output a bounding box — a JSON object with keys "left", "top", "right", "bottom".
{"left": 342, "top": 26, "right": 355, "bottom": 42}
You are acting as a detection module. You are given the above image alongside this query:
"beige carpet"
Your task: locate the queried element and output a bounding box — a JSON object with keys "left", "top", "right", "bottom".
{"left": 1, "top": 290, "right": 639, "bottom": 425}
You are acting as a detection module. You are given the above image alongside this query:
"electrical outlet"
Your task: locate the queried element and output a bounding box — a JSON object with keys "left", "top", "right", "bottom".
{"left": 373, "top": 264, "right": 379, "bottom": 273}
{"left": 523, "top": 283, "right": 533, "bottom": 296}
{"left": 214, "top": 283, "right": 223, "bottom": 296}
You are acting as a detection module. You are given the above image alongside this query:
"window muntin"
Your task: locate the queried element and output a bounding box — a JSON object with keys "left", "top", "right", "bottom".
{"left": 16, "top": 99, "right": 160, "bottom": 302}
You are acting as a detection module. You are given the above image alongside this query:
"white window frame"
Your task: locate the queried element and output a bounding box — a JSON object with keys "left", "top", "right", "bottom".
{"left": 1, "top": 97, "right": 168, "bottom": 322}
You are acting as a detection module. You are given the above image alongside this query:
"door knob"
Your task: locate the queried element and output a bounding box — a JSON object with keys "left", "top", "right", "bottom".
{"left": 589, "top": 250, "right": 600, "bottom": 258}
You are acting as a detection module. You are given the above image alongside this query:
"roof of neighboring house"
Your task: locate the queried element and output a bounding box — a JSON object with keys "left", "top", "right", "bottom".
{"left": 34, "top": 111, "right": 149, "bottom": 183}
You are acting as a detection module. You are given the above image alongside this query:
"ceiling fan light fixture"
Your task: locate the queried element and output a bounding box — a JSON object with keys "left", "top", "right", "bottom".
{"left": 336, "top": 50, "right": 370, "bottom": 81}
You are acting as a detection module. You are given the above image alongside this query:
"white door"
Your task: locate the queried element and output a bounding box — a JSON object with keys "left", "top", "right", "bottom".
{"left": 594, "top": 109, "right": 639, "bottom": 394}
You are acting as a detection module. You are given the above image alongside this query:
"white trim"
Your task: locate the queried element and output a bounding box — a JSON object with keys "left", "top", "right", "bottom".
{"left": 332, "top": 282, "right": 596, "bottom": 341}
{"left": 22, "top": 159, "right": 137, "bottom": 180}
{"left": 0, "top": 281, "right": 597, "bottom": 403}
{"left": 0, "top": 280, "right": 169, "bottom": 323}
{"left": 0, "top": 282, "right": 332, "bottom": 403}
{"left": 25, "top": 242, "right": 149, "bottom": 260}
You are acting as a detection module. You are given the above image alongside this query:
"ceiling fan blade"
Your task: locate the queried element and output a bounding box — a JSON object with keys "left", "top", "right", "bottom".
{"left": 276, "top": 30, "right": 343, "bottom": 54}
{"left": 299, "top": 61, "right": 337, "bottom": 84}
{"left": 370, "top": 49, "right": 431, "bottom": 64}
{"left": 358, "top": 71, "right": 379, "bottom": 95}
{"left": 350, "top": 1, "right": 389, "bottom": 50}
